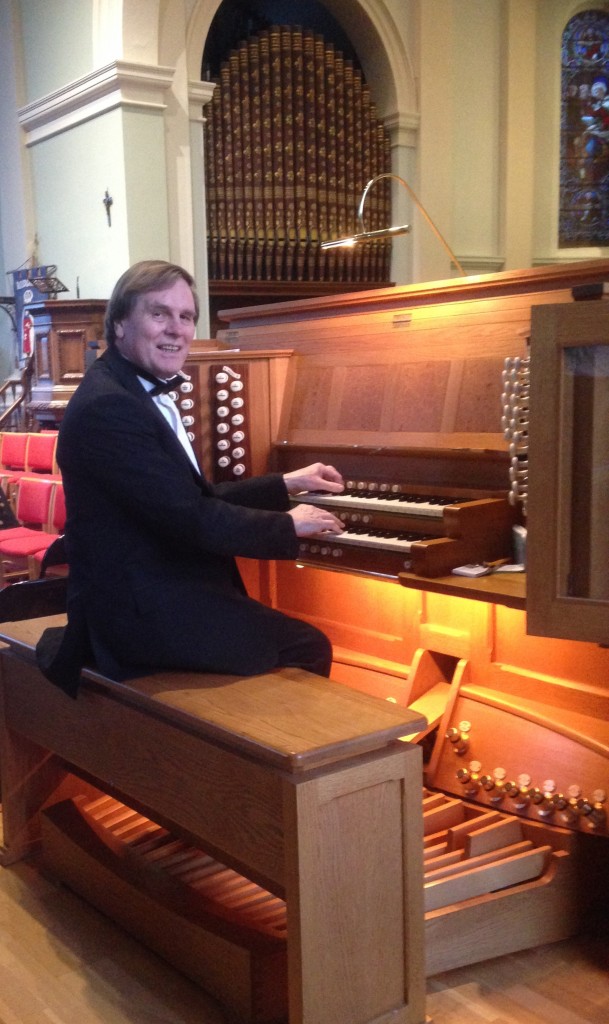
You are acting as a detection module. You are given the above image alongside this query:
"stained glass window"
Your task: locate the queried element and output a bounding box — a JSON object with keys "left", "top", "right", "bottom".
{"left": 560, "top": 9, "right": 609, "bottom": 247}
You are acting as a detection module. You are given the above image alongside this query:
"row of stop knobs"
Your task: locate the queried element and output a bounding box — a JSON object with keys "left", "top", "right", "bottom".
{"left": 213, "top": 368, "right": 247, "bottom": 477}
{"left": 446, "top": 725, "right": 607, "bottom": 830}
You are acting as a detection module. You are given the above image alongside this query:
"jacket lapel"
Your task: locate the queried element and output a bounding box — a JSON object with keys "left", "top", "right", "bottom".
{"left": 100, "top": 348, "right": 205, "bottom": 484}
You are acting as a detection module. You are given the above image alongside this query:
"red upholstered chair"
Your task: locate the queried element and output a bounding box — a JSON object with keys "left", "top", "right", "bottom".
{"left": 0, "top": 476, "right": 58, "bottom": 581}
{"left": 0, "top": 485, "right": 19, "bottom": 529}
{"left": 50, "top": 479, "right": 66, "bottom": 532}
{"left": 27, "top": 483, "right": 68, "bottom": 579}
{"left": 0, "top": 432, "right": 29, "bottom": 471}
{"left": 0, "top": 431, "right": 29, "bottom": 495}
{"left": 25, "top": 431, "right": 59, "bottom": 475}
{"left": 5, "top": 476, "right": 56, "bottom": 533}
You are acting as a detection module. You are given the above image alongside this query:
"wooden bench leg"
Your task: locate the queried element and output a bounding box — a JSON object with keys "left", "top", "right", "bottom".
{"left": 0, "top": 722, "right": 68, "bottom": 865}
{"left": 0, "top": 664, "right": 94, "bottom": 866}
{"left": 282, "top": 743, "right": 426, "bottom": 1024}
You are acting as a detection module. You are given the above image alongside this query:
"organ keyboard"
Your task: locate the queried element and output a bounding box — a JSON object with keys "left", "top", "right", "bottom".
{"left": 297, "top": 484, "right": 460, "bottom": 518}
{"left": 292, "top": 473, "right": 516, "bottom": 577}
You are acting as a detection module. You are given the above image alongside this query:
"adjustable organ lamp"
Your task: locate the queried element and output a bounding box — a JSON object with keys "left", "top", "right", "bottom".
{"left": 320, "top": 172, "right": 467, "bottom": 277}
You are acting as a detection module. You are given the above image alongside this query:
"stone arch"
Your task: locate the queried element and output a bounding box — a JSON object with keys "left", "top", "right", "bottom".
{"left": 184, "top": 0, "right": 417, "bottom": 119}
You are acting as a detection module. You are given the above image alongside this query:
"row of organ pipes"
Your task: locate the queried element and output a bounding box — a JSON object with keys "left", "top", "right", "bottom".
{"left": 204, "top": 24, "right": 393, "bottom": 286}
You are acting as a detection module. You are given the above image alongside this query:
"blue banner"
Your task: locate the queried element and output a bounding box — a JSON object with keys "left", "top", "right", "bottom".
{"left": 10, "top": 266, "right": 63, "bottom": 363}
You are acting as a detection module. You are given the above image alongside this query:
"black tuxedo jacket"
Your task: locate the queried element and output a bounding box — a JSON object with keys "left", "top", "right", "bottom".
{"left": 37, "top": 346, "right": 300, "bottom": 695}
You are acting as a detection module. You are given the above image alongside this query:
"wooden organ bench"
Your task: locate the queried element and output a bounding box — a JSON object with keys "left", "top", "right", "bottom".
{"left": 0, "top": 614, "right": 428, "bottom": 1024}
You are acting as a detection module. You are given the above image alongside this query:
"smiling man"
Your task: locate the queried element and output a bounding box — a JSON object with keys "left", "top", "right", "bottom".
{"left": 38, "top": 260, "right": 344, "bottom": 697}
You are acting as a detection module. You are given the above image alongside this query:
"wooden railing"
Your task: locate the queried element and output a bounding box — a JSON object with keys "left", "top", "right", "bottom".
{"left": 0, "top": 356, "right": 34, "bottom": 432}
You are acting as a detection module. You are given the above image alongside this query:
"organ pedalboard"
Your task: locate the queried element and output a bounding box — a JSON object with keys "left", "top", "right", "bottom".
{"left": 39, "top": 780, "right": 581, "bottom": 998}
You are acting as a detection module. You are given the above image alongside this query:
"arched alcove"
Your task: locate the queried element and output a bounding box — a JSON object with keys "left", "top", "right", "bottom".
{"left": 176, "top": 0, "right": 419, "bottom": 327}
{"left": 185, "top": 0, "right": 416, "bottom": 116}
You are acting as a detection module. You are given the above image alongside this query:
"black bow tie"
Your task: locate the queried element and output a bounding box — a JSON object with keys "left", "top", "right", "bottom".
{"left": 148, "top": 375, "right": 185, "bottom": 396}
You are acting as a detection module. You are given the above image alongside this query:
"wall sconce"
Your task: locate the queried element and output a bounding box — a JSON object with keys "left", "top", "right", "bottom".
{"left": 321, "top": 172, "right": 466, "bottom": 277}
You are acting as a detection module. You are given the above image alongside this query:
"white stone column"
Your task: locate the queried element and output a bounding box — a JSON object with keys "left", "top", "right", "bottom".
{"left": 189, "top": 79, "right": 216, "bottom": 338}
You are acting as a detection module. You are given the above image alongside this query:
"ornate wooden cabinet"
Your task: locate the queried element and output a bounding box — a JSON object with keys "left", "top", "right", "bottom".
{"left": 28, "top": 299, "right": 106, "bottom": 427}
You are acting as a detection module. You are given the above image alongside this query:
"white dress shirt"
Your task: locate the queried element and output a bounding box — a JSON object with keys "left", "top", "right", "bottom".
{"left": 139, "top": 376, "right": 200, "bottom": 472}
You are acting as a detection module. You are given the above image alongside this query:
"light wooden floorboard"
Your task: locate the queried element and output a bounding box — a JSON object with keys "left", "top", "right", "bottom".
{"left": 0, "top": 856, "right": 606, "bottom": 1024}
{"left": 0, "top": 858, "right": 226, "bottom": 1024}
{"left": 426, "top": 937, "right": 609, "bottom": 1024}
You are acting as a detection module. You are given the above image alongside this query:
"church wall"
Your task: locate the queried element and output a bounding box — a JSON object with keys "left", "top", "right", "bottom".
{"left": 416, "top": 0, "right": 459, "bottom": 281}
{"left": 498, "top": 0, "right": 538, "bottom": 270}
{"left": 28, "top": 110, "right": 131, "bottom": 299}
{"left": 0, "top": 0, "right": 35, "bottom": 378}
{"left": 417, "top": 0, "right": 539, "bottom": 277}
{"left": 123, "top": 106, "right": 171, "bottom": 268}
{"left": 451, "top": 1, "right": 502, "bottom": 268}
{"left": 25, "top": 99, "right": 173, "bottom": 302}
{"left": 19, "top": 0, "right": 95, "bottom": 103}
{"left": 0, "top": 201, "right": 15, "bottom": 382}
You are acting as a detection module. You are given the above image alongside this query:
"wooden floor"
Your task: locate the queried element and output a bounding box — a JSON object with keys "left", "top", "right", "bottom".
{"left": 0, "top": 854, "right": 606, "bottom": 1024}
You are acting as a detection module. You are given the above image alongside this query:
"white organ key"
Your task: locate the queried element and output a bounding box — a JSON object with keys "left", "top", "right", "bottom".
{"left": 296, "top": 491, "right": 455, "bottom": 519}
{"left": 328, "top": 528, "right": 427, "bottom": 553}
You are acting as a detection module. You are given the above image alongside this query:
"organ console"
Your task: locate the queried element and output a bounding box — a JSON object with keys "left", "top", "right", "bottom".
{"left": 212, "top": 259, "right": 609, "bottom": 974}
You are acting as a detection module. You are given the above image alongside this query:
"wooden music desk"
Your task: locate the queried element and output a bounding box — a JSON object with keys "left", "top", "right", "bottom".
{"left": 0, "top": 615, "right": 427, "bottom": 1024}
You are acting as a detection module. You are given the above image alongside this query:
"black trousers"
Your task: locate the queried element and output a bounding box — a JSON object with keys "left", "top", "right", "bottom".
{"left": 38, "top": 585, "right": 334, "bottom": 697}
{"left": 271, "top": 610, "right": 333, "bottom": 677}
{"left": 87, "top": 586, "right": 334, "bottom": 683}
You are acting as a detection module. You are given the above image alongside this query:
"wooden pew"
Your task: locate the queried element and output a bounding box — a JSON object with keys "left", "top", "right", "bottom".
{"left": 0, "top": 615, "right": 427, "bottom": 1024}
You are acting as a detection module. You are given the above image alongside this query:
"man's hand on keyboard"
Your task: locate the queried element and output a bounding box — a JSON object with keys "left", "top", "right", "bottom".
{"left": 283, "top": 462, "right": 344, "bottom": 496}
{"left": 288, "top": 502, "right": 345, "bottom": 537}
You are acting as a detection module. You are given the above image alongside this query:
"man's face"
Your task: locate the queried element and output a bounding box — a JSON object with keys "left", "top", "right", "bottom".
{"left": 114, "top": 278, "right": 197, "bottom": 379}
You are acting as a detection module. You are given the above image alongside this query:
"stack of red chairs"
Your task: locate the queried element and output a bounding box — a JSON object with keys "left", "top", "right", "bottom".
{"left": 0, "top": 476, "right": 66, "bottom": 583}
{"left": 0, "top": 430, "right": 59, "bottom": 504}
